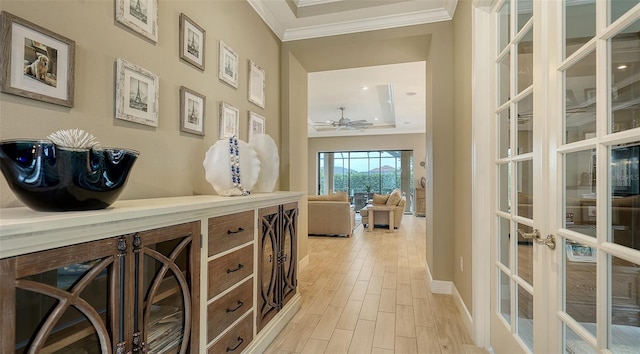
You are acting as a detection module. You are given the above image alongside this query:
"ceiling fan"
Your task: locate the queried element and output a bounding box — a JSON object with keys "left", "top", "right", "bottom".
{"left": 314, "top": 107, "right": 373, "bottom": 131}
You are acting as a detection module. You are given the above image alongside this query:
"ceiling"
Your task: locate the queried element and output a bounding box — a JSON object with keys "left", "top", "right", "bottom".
{"left": 247, "top": 0, "right": 457, "bottom": 137}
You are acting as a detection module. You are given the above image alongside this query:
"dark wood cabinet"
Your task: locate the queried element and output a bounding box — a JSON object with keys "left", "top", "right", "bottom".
{"left": 0, "top": 221, "right": 200, "bottom": 354}
{"left": 257, "top": 202, "right": 298, "bottom": 332}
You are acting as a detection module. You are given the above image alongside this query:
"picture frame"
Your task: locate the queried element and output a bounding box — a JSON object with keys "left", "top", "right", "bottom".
{"left": 115, "top": 0, "right": 158, "bottom": 43}
{"left": 584, "top": 87, "right": 596, "bottom": 102}
{"left": 248, "top": 111, "right": 265, "bottom": 142}
{"left": 0, "top": 11, "right": 75, "bottom": 107}
{"left": 180, "top": 86, "right": 205, "bottom": 136}
{"left": 219, "top": 41, "right": 238, "bottom": 88}
{"left": 248, "top": 60, "right": 265, "bottom": 108}
{"left": 115, "top": 58, "right": 159, "bottom": 127}
{"left": 219, "top": 101, "right": 239, "bottom": 139}
{"left": 565, "top": 242, "right": 596, "bottom": 263}
{"left": 179, "top": 13, "right": 205, "bottom": 71}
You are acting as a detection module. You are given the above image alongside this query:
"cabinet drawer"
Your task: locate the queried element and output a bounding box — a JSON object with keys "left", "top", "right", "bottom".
{"left": 208, "top": 311, "right": 253, "bottom": 354}
{"left": 208, "top": 245, "right": 254, "bottom": 299}
{"left": 207, "top": 278, "right": 253, "bottom": 342}
{"left": 209, "top": 211, "right": 255, "bottom": 256}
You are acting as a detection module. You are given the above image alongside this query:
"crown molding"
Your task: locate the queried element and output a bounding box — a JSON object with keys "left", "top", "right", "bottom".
{"left": 248, "top": 0, "right": 457, "bottom": 42}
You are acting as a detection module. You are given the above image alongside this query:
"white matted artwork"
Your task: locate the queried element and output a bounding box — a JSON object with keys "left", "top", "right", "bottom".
{"left": 248, "top": 111, "right": 265, "bottom": 142}
{"left": 565, "top": 242, "right": 596, "bottom": 263}
{"left": 219, "top": 101, "right": 239, "bottom": 139}
{"left": 1, "top": 11, "right": 75, "bottom": 107}
{"left": 115, "top": 58, "right": 159, "bottom": 127}
{"left": 115, "top": 0, "right": 158, "bottom": 42}
{"left": 219, "top": 41, "right": 238, "bottom": 88}
{"left": 179, "top": 13, "right": 205, "bottom": 71}
{"left": 248, "top": 60, "right": 265, "bottom": 108}
{"left": 180, "top": 86, "right": 205, "bottom": 136}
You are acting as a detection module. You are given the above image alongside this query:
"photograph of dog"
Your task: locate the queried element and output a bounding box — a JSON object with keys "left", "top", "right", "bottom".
{"left": 23, "top": 39, "right": 57, "bottom": 87}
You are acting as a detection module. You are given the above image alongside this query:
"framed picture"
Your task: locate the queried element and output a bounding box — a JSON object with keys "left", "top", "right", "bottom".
{"left": 115, "top": 58, "right": 159, "bottom": 127}
{"left": 248, "top": 111, "right": 265, "bottom": 142}
{"left": 248, "top": 60, "right": 265, "bottom": 108}
{"left": 219, "top": 41, "right": 238, "bottom": 88}
{"left": 565, "top": 242, "right": 596, "bottom": 263}
{"left": 179, "top": 13, "right": 205, "bottom": 71}
{"left": 115, "top": 0, "right": 158, "bottom": 43}
{"left": 219, "top": 101, "right": 239, "bottom": 139}
{"left": 180, "top": 86, "right": 205, "bottom": 136}
{"left": 0, "top": 11, "right": 75, "bottom": 107}
{"left": 584, "top": 87, "right": 596, "bottom": 102}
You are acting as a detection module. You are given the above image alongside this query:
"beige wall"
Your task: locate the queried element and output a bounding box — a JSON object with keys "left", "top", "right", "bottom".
{"left": 453, "top": 0, "right": 474, "bottom": 312}
{"left": 307, "top": 133, "right": 427, "bottom": 195}
{"left": 0, "top": 0, "right": 282, "bottom": 207}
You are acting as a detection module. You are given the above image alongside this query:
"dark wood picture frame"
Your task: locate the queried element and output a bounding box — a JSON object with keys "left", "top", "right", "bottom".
{"left": 180, "top": 86, "right": 206, "bottom": 136}
{"left": 179, "top": 13, "right": 205, "bottom": 71}
{"left": 0, "top": 11, "right": 75, "bottom": 107}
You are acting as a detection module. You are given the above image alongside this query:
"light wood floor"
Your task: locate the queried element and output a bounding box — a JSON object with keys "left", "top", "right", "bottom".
{"left": 265, "top": 215, "right": 487, "bottom": 354}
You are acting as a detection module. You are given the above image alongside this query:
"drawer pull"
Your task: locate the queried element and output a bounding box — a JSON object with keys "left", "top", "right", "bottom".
{"left": 226, "top": 300, "right": 244, "bottom": 313}
{"left": 226, "top": 337, "right": 244, "bottom": 352}
{"left": 227, "top": 227, "right": 245, "bottom": 235}
{"left": 227, "top": 263, "right": 244, "bottom": 273}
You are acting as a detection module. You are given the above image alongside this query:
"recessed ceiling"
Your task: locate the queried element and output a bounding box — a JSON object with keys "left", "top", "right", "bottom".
{"left": 307, "top": 61, "right": 426, "bottom": 138}
{"left": 247, "top": 0, "right": 457, "bottom": 41}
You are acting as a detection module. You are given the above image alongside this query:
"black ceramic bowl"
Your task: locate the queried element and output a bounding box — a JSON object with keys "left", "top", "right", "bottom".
{"left": 0, "top": 140, "right": 139, "bottom": 212}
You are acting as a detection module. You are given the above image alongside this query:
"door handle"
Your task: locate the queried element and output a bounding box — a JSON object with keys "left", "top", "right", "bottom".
{"left": 517, "top": 228, "right": 556, "bottom": 250}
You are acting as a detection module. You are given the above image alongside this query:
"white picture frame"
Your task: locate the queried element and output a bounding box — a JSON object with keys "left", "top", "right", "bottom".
{"left": 219, "top": 101, "right": 239, "bottom": 139}
{"left": 115, "top": 0, "right": 158, "bottom": 43}
{"left": 219, "top": 41, "right": 238, "bottom": 88}
{"left": 115, "top": 58, "right": 159, "bottom": 127}
{"left": 180, "top": 86, "right": 205, "bottom": 136}
{"left": 248, "top": 111, "right": 265, "bottom": 142}
{"left": 179, "top": 13, "right": 205, "bottom": 71}
{"left": 565, "top": 242, "right": 596, "bottom": 263}
{"left": 248, "top": 59, "right": 265, "bottom": 108}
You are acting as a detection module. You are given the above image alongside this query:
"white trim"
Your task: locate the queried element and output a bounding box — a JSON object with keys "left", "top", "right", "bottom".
{"left": 246, "top": 0, "right": 287, "bottom": 39}
{"left": 472, "top": 3, "right": 492, "bottom": 350}
{"left": 298, "top": 254, "right": 310, "bottom": 271}
{"left": 452, "top": 284, "right": 475, "bottom": 340}
{"left": 426, "top": 262, "right": 453, "bottom": 294}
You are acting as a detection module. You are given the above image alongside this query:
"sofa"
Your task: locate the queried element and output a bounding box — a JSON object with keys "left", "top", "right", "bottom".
{"left": 360, "top": 189, "right": 407, "bottom": 229}
{"left": 308, "top": 192, "right": 356, "bottom": 237}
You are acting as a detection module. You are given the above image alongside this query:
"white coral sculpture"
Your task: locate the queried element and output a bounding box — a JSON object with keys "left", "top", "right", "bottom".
{"left": 47, "top": 129, "right": 101, "bottom": 149}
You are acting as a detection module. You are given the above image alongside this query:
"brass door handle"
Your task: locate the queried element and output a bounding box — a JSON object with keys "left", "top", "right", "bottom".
{"left": 517, "top": 228, "right": 556, "bottom": 250}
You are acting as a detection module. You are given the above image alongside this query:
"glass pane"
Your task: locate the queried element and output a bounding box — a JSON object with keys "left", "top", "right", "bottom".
{"left": 516, "top": 223, "right": 533, "bottom": 285}
{"left": 498, "top": 0, "right": 511, "bottom": 54}
{"left": 499, "top": 163, "right": 511, "bottom": 213}
{"left": 564, "top": 324, "right": 597, "bottom": 354}
{"left": 565, "top": 51, "right": 597, "bottom": 144}
{"left": 499, "top": 53, "right": 511, "bottom": 106}
{"left": 318, "top": 153, "right": 325, "bottom": 194}
{"left": 517, "top": 28, "right": 533, "bottom": 93}
{"left": 565, "top": 0, "right": 596, "bottom": 58}
{"left": 517, "top": 0, "right": 533, "bottom": 32}
{"left": 499, "top": 217, "right": 511, "bottom": 267}
{"left": 564, "top": 240, "right": 597, "bottom": 336}
{"left": 610, "top": 256, "right": 640, "bottom": 350}
{"left": 610, "top": 19, "right": 640, "bottom": 134}
{"left": 610, "top": 143, "right": 640, "bottom": 250}
{"left": 498, "top": 109, "right": 511, "bottom": 159}
{"left": 611, "top": 0, "right": 639, "bottom": 24}
{"left": 16, "top": 259, "right": 111, "bottom": 353}
{"left": 517, "top": 285, "right": 534, "bottom": 351}
{"left": 565, "top": 150, "right": 597, "bottom": 237}
{"left": 517, "top": 93, "right": 533, "bottom": 154}
{"left": 144, "top": 238, "right": 189, "bottom": 353}
{"left": 516, "top": 160, "right": 533, "bottom": 219}
{"left": 499, "top": 269, "right": 511, "bottom": 324}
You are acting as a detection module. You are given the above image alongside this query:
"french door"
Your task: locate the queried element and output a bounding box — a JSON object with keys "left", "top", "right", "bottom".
{"left": 488, "top": 1, "right": 640, "bottom": 353}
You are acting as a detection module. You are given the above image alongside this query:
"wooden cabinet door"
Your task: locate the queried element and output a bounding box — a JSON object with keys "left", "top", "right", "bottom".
{"left": 281, "top": 202, "right": 298, "bottom": 309}
{"left": 257, "top": 205, "right": 280, "bottom": 332}
{"left": 0, "top": 237, "right": 123, "bottom": 353}
{"left": 135, "top": 221, "right": 201, "bottom": 354}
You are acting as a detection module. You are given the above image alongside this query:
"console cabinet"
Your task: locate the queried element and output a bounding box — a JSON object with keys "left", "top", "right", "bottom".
{"left": 0, "top": 192, "right": 302, "bottom": 353}
{"left": 0, "top": 221, "right": 200, "bottom": 354}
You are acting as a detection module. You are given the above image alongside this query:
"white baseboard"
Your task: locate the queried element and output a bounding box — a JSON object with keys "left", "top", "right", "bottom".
{"left": 299, "top": 254, "right": 309, "bottom": 271}
{"left": 426, "top": 263, "right": 474, "bottom": 340}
